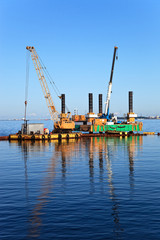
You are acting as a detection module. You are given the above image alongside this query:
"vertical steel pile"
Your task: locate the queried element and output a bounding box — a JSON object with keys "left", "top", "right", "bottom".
{"left": 129, "top": 91, "right": 133, "bottom": 113}
{"left": 61, "top": 94, "right": 65, "bottom": 114}
{"left": 89, "top": 93, "right": 93, "bottom": 113}
{"left": 99, "top": 94, "right": 102, "bottom": 114}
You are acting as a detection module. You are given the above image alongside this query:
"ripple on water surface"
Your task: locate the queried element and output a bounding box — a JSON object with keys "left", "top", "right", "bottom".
{"left": 0, "top": 128, "right": 160, "bottom": 239}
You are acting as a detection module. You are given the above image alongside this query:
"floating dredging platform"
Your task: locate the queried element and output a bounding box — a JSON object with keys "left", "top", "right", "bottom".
{"left": 0, "top": 46, "right": 154, "bottom": 142}
{"left": 0, "top": 90, "right": 150, "bottom": 141}
{"left": 0, "top": 90, "right": 150, "bottom": 142}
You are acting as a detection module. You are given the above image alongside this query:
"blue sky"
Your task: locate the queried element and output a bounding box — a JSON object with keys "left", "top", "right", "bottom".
{"left": 0, "top": 0, "right": 160, "bottom": 119}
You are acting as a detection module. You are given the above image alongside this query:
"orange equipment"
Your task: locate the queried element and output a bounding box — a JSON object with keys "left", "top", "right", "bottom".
{"left": 72, "top": 115, "right": 86, "bottom": 121}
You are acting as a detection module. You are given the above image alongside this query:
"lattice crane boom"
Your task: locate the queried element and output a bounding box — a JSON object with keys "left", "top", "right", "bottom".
{"left": 26, "top": 46, "right": 58, "bottom": 121}
{"left": 104, "top": 46, "right": 118, "bottom": 118}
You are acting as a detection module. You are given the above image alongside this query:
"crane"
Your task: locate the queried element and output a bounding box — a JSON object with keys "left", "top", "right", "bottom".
{"left": 104, "top": 46, "right": 118, "bottom": 120}
{"left": 26, "top": 46, "right": 75, "bottom": 133}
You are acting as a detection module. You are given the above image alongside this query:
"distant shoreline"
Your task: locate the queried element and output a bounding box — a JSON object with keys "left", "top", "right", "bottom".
{"left": 0, "top": 117, "right": 160, "bottom": 121}
{"left": 0, "top": 119, "right": 51, "bottom": 121}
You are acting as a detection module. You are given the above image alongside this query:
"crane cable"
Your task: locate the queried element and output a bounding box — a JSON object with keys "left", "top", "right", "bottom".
{"left": 24, "top": 50, "right": 30, "bottom": 121}
{"left": 37, "top": 53, "right": 61, "bottom": 97}
{"left": 37, "top": 52, "right": 71, "bottom": 113}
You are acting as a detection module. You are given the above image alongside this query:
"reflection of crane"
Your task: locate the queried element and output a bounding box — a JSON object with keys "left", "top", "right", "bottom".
{"left": 19, "top": 139, "right": 79, "bottom": 238}
{"left": 104, "top": 139, "right": 123, "bottom": 237}
{"left": 87, "top": 137, "right": 123, "bottom": 236}
{"left": 104, "top": 46, "right": 118, "bottom": 120}
{"left": 26, "top": 46, "right": 75, "bottom": 133}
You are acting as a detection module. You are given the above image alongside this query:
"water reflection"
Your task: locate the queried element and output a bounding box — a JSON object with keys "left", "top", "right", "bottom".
{"left": 16, "top": 139, "right": 79, "bottom": 238}
{"left": 9, "top": 136, "right": 143, "bottom": 239}
{"left": 20, "top": 141, "right": 56, "bottom": 238}
{"left": 104, "top": 138, "right": 123, "bottom": 237}
{"left": 127, "top": 136, "right": 143, "bottom": 193}
{"left": 54, "top": 139, "right": 79, "bottom": 192}
{"left": 88, "top": 137, "right": 123, "bottom": 236}
{"left": 87, "top": 136, "right": 143, "bottom": 237}
{"left": 22, "top": 142, "right": 29, "bottom": 203}
{"left": 55, "top": 140, "right": 77, "bottom": 180}
{"left": 98, "top": 138, "right": 104, "bottom": 193}
{"left": 88, "top": 138, "right": 95, "bottom": 194}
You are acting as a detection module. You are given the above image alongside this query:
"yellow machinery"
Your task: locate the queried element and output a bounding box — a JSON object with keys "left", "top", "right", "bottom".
{"left": 26, "top": 46, "right": 75, "bottom": 133}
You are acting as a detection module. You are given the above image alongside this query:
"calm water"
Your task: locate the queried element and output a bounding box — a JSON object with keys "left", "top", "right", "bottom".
{"left": 1, "top": 120, "right": 160, "bottom": 239}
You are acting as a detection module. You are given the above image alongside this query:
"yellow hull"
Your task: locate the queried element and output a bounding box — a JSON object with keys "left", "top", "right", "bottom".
{"left": 9, "top": 133, "right": 81, "bottom": 141}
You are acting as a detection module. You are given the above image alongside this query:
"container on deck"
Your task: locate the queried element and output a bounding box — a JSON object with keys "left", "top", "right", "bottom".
{"left": 21, "top": 123, "right": 44, "bottom": 135}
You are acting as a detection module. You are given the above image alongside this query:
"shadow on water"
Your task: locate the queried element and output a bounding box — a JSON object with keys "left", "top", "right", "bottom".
{"left": 9, "top": 136, "right": 143, "bottom": 239}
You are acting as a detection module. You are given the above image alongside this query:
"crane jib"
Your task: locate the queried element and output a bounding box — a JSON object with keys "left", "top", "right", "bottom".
{"left": 26, "top": 46, "right": 75, "bottom": 132}
{"left": 26, "top": 46, "right": 58, "bottom": 122}
{"left": 105, "top": 46, "right": 118, "bottom": 116}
